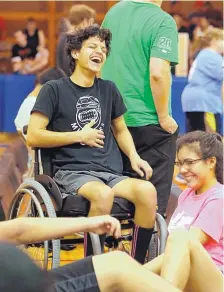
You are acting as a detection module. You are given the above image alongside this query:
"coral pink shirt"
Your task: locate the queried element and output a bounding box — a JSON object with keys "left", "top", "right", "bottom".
{"left": 168, "top": 183, "right": 224, "bottom": 272}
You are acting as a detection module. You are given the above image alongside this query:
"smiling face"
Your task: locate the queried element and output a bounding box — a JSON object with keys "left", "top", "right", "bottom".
{"left": 72, "top": 36, "right": 107, "bottom": 73}
{"left": 177, "top": 145, "right": 216, "bottom": 192}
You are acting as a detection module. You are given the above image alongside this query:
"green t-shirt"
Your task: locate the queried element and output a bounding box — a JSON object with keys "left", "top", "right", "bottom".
{"left": 102, "top": 1, "right": 179, "bottom": 126}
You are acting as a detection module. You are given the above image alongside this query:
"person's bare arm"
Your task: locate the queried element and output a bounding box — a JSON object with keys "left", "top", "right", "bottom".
{"left": 27, "top": 112, "right": 82, "bottom": 148}
{"left": 26, "top": 57, "right": 48, "bottom": 74}
{"left": 150, "top": 57, "right": 178, "bottom": 134}
{"left": 27, "top": 112, "right": 105, "bottom": 148}
{"left": 111, "top": 116, "right": 152, "bottom": 180}
{"left": 0, "top": 216, "right": 121, "bottom": 245}
{"left": 11, "top": 57, "right": 23, "bottom": 72}
{"left": 150, "top": 57, "right": 171, "bottom": 119}
{"left": 111, "top": 115, "right": 137, "bottom": 159}
{"left": 38, "top": 30, "right": 46, "bottom": 47}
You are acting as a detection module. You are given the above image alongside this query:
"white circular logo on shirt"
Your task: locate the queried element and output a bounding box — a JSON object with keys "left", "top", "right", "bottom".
{"left": 76, "top": 96, "right": 101, "bottom": 129}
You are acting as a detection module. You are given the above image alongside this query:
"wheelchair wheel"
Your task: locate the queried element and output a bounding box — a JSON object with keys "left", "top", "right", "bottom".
{"left": 147, "top": 213, "right": 168, "bottom": 262}
{"left": 147, "top": 226, "right": 159, "bottom": 262}
{"left": 8, "top": 180, "right": 60, "bottom": 270}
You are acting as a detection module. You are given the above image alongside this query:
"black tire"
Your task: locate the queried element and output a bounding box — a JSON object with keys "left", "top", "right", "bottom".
{"left": 8, "top": 179, "right": 60, "bottom": 269}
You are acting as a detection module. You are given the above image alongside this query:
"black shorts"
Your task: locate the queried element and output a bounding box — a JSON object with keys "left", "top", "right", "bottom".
{"left": 49, "top": 256, "right": 100, "bottom": 292}
{"left": 122, "top": 124, "right": 179, "bottom": 215}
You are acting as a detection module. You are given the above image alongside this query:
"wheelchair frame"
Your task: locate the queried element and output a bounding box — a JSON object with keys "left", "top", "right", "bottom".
{"left": 8, "top": 147, "right": 168, "bottom": 269}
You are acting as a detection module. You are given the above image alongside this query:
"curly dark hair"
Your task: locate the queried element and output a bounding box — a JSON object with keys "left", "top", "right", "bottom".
{"left": 66, "top": 25, "right": 112, "bottom": 73}
{"left": 177, "top": 131, "right": 223, "bottom": 184}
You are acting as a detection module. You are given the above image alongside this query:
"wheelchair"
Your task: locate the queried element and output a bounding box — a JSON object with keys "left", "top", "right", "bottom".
{"left": 8, "top": 146, "right": 168, "bottom": 270}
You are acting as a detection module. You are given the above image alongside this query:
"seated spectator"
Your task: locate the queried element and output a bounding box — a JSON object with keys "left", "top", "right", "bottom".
{"left": 19, "top": 45, "right": 49, "bottom": 75}
{"left": 188, "top": 12, "right": 201, "bottom": 41}
{"left": 172, "top": 13, "right": 189, "bottom": 33}
{"left": 11, "top": 30, "right": 35, "bottom": 73}
{"left": 0, "top": 216, "right": 180, "bottom": 292}
{"left": 200, "top": 1, "right": 223, "bottom": 28}
{"left": 23, "top": 17, "right": 45, "bottom": 57}
{"left": 189, "top": 13, "right": 214, "bottom": 64}
{"left": 57, "top": 4, "right": 96, "bottom": 76}
{"left": 181, "top": 28, "right": 223, "bottom": 134}
{"left": 193, "top": 13, "right": 213, "bottom": 41}
{"left": 145, "top": 131, "right": 223, "bottom": 291}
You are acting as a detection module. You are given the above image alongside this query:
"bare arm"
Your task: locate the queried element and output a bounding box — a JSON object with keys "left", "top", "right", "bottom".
{"left": 27, "top": 112, "right": 105, "bottom": 148}
{"left": 111, "top": 116, "right": 152, "bottom": 179}
{"left": 26, "top": 57, "right": 48, "bottom": 74}
{"left": 150, "top": 57, "right": 171, "bottom": 120}
{"left": 111, "top": 115, "right": 137, "bottom": 159}
{"left": 150, "top": 57, "right": 178, "bottom": 134}
{"left": 0, "top": 216, "right": 121, "bottom": 245}
{"left": 27, "top": 112, "right": 82, "bottom": 148}
{"left": 188, "top": 226, "right": 211, "bottom": 245}
{"left": 38, "top": 30, "right": 46, "bottom": 48}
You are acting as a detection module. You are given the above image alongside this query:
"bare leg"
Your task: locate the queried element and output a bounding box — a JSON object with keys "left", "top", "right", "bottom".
{"left": 78, "top": 182, "right": 114, "bottom": 255}
{"left": 93, "top": 251, "right": 182, "bottom": 292}
{"left": 112, "top": 178, "right": 157, "bottom": 263}
{"left": 78, "top": 182, "right": 114, "bottom": 216}
{"left": 145, "top": 230, "right": 224, "bottom": 292}
{"left": 144, "top": 253, "right": 164, "bottom": 275}
{"left": 185, "top": 236, "right": 224, "bottom": 292}
{"left": 160, "top": 230, "right": 190, "bottom": 290}
{"left": 112, "top": 178, "right": 157, "bottom": 228}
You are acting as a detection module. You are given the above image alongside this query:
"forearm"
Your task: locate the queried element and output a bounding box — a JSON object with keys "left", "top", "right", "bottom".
{"left": 150, "top": 68, "right": 171, "bottom": 120}
{"left": 27, "top": 128, "right": 81, "bottom": 148}
{"left": 114, "top": 129, "right": 138, "bottom": 159}
{"left": 27, "top": 60, "right": 48, "bottom": 74}
{"left": 12, "top": 217, "right": 90, "bottom": 245}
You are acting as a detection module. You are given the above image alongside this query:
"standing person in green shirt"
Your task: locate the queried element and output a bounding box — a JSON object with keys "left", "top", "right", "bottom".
{"left": 102, "top": 0, "right": 179, "bottom": 216}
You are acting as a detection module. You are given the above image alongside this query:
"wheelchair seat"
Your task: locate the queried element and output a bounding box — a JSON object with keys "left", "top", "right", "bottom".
{"left": 35, "top": 148, "right": 135, "bottom": 221}
{"left": 36, "top": 174, "right": 135, "bottom": 220}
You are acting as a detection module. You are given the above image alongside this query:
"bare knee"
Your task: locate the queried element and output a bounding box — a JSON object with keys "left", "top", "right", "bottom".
{"left": 134, "top": 181, "right": 157, "bottom": 211}
{"left": 93, "top": 251, "right": 135, "bottom": 292}
{"left": 90, "top": 186, "right": 114, "bottom": 214}
{"left": 106, "top": 251, "right": 135, "bottom": 277}
{"left": 167, "top": 229, "right": 190, "bottom": 246}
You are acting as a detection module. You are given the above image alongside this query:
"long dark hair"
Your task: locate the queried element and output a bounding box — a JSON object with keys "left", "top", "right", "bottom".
{"left": 177, "top": 131, "right": 223, "bottom": 184}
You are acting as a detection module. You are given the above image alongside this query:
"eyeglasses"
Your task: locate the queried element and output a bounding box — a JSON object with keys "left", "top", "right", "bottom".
{"left": 174, "top": 159, "right": 205, "bottom": 168}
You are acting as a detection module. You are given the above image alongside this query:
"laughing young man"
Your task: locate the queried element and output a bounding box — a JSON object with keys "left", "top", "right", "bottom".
{"left": 27, "top": 26, "right": 156, "bottom": 265}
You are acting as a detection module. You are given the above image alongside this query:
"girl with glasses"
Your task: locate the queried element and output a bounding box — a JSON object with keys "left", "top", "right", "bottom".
{"left": 145, "top": 131, "right": 223, "bottom": 291}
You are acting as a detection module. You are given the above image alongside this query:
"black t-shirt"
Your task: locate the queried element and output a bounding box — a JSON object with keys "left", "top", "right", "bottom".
{"left": 11, "top": 44, "right": 35, "bottom": 60}
{"left": 32, "top": 77, "right": 127, "bottom": 175}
